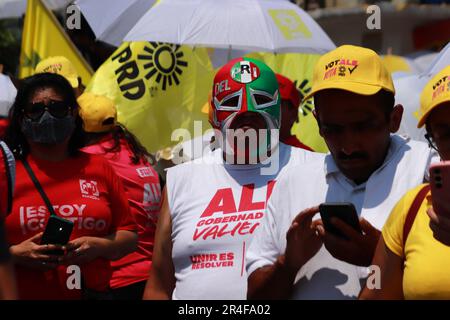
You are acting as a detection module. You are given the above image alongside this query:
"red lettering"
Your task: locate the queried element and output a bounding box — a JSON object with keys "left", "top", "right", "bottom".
{"left": 324, "top": 67, "right": 336, "bottom": 80}
{"left": 193, "top": 221, "right": 262, "bottom": 241}
{"left": 217, "top": 224, "right": 233, "bottom": 238}
{"left": 197, "top": 220, "right": 205, "bottom": 227}
{"left": 193, "top": 228, "right": 208, "bottom": 241}
{"left": 249, "top": 222, "right": 260, "bottom": 234}
{"left": 238, "top": 221, "right": 252, "bottom": 235}
{"left": 201, "top": 188, "right": 237, "bottom": 217}
{"left": 203, "top": 225, "right": 220, "bottom": 240}
{"left": 266, "top": 180, "right": 276, "bottom": 201}
{"left": 238, "top": 184, "right": 265, "bottom": 212}
{"left": 433, "top": 85, "right": 445, "bottom": 100}
{"left": 191, "top": 261, "right": 234, "bottom": 269}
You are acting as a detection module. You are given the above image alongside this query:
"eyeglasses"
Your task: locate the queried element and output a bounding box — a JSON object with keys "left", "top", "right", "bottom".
{"left": 22, "top": 100, "right": 72, "bottom": 121}
{"left": 425, "top": 133, "right": 438, "bottom": 152}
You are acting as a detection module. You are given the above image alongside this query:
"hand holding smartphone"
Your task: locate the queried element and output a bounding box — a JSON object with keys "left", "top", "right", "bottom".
{"left": 429, "top": 161, "right": 450, "bottom": 218}
{"left": 40, "top": 216, "right": 74, "bottom": 255}
{"left": 319, "top": 202, "right": 362, "bottom": 240}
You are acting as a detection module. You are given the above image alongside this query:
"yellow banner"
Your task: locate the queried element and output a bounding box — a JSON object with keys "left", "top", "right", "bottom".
{"left": 245, "top": 52, "right": 328, "bottom": 153}
{"left": 19, "top": 0, "right": 93, "bottom": 84}
{"left": 86, "top": 42, "right": 214, "bottom": 153}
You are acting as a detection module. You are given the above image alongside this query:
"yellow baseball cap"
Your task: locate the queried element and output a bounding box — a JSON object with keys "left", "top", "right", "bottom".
{"left": 417, "top": 65, "right": 450, "bottom": 128}
{"left": 35, "top": 56, "right": 79, "bottom": 88}
{"left": 77, "top": 92, "right": 117, "bottom": 133}
{"left": 304, "top": 45, "right": 395, "bottom": 100}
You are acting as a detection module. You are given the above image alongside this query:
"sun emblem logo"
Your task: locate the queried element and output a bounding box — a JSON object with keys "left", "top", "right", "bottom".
{"left": 137, "top": 42, "right": 188, "bottom": 91}
{"left": 294, "top": 79, "right": 314, "bottom": 116}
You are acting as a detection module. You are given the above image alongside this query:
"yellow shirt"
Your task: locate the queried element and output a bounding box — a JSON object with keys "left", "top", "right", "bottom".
{"left": 382, "top": 184, "right": 450, "bottom": 300}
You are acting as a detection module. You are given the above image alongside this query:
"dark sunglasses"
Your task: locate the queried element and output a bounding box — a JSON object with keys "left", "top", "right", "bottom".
{"left": 22, "top": 100, "right": 72, "bottom": 121}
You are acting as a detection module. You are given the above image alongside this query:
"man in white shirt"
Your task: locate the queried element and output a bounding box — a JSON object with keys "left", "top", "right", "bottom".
{"left": 246, "top": 45, "right": 436, "bottom": 300}
{"left": 143, "top": 57, "right": 323, "bottom": 300}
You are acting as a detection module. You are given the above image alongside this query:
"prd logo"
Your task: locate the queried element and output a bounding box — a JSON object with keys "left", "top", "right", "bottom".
{"left": 79, "top": 180, "right": 100, "bottom": 198}
{"left": 294, "top": 78, "right": 313, "bottom": 116}
{"left": 137, "top": 42, "right": 188, "bottom": 91}
{"left": 230, "top": 61, "right": 260, "bottom": 84}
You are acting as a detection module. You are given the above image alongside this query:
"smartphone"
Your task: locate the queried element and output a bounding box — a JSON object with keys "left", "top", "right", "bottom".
{"left": 429, "top": 161, "right": 450, "bottom": 218}
{"left": 319, "top": 202, "right": 362, "bottom": 239}
{"left": 40, "top": 215, "right": 74, "bottom": 255}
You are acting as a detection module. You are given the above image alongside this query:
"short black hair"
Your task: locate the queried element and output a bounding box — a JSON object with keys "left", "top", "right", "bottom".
{"left": 4, "top": 72, "right": 85, "bottom": 159}
{"left": 375, "top": 89, "right": 395, "bottom": 118}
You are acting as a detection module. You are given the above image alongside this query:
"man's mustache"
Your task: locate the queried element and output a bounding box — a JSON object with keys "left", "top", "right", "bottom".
{"left": 337, "top": 151, "right": 368, "bottom": 160}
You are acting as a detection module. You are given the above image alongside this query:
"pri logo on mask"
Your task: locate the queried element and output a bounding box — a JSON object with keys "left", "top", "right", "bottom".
{"left": 230, "top": 61, "right": 260, "bottom": 84}
{"left": 79, "top": 180, "right": 100, "bottom": 200}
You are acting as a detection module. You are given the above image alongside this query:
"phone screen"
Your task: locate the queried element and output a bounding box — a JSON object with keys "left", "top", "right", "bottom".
{"left": 41, "top": 216, "right": 74, "bottom": 255}
{"left": 319, "top": 202, "right": 362, "bottom": 239}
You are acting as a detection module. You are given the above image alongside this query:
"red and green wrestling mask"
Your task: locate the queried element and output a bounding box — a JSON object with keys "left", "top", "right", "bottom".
{"left": 209, "top": 57, "right": 280, "bottom": 163}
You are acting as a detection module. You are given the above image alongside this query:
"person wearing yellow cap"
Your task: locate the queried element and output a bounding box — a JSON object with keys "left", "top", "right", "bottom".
{"left": 247, "top": 45, "right": 437, "bottom": 300}
{"left": 35, "top": 56, "right": 85, "bottom": 98}
{"left": 360, "top": 65, "right": 450, "bottom": 300}
{"left": 78, "top": 92, "right": 162, "bottom": 300}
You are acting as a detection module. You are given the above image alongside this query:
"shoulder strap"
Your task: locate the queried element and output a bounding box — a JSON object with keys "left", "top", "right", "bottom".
{"left": 402, "top": 184, "right": 431, "bottom": 248}
{"left": 0, "top": 143, "right": 13, "bottom": 217}
{"left": 21, "top": 158, "right": 57, "bottom": 217}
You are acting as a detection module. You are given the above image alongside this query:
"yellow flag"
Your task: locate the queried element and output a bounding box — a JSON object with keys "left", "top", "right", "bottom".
{"left": 19, "top": 0, "right": 93, "bottom": 84}
{"left": 86, "top": 42, "right": 214, "bottom": 153}
{"left": 245, "top": 52, "right": 328, "bottom": 153}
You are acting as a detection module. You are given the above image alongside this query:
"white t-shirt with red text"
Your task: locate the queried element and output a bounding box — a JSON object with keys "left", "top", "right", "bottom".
{"left": 166, "top": 142, "right": 324, "bottom": 299}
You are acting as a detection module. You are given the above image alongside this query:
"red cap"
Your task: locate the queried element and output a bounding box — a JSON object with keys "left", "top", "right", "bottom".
{"left": 276, "top": 74, "right": 300, "bottom": 108}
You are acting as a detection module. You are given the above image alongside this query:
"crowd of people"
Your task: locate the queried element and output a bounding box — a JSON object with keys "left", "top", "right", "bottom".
{"left": 0, "top": 43, "right": 449, "bottom": 300}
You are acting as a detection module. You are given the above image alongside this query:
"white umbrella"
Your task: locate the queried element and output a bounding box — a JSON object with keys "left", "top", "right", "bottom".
{"left": 414, "top": 52, "right": 439, "bottom": 74}
{"left": 422, "top": 42, "right": 450, "bottom": 76}
{"left": 0, "top": 0, "right": 26, "bottom": 19}
{"left": 0, "top": 0, "right": 73, "bottom": 19}
{"left": 0, "top": 73, "right": 16, "bottom": 117}
{"left": 75, "top": 0, "right": 157, "bottom": 47}
{"left": 394, "top": 74, "right": 428, "bottom": 143}
{"left": 124, "top": 0, "right": 335, "bottom": 54}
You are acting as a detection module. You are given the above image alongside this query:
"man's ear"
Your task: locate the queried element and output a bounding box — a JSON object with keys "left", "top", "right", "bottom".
{"left": 389, "top": 104, "right": 403, "bottom": 133}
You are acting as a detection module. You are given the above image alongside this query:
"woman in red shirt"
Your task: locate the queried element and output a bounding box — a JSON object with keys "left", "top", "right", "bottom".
{"left": 4, "top": 73, "right": 137, "bottom": 299}
{"left": 79, "top": 92, "right": 161, "bottom": 299}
